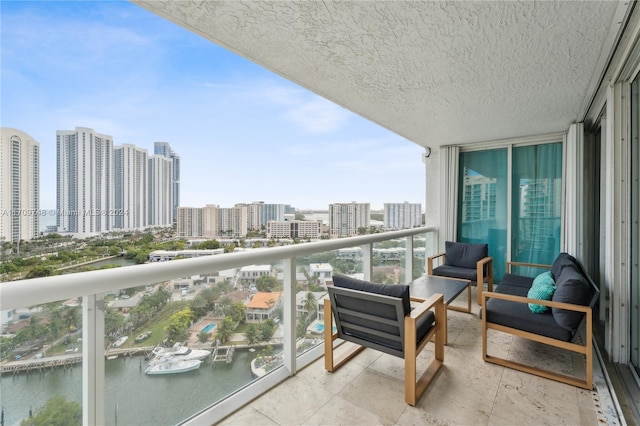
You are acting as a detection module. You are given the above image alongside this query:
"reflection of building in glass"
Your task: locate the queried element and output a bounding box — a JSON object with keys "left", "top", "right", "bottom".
{"left": 461, "top": 170, "right": 496, "bottom": 222}
{"left": 519, "top": 179, "right": 562, "bottom": 252}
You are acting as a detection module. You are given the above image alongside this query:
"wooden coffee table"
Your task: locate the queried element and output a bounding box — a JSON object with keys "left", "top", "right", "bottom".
{"left": 409, "top": 275, "right": 471, "bottom": 344}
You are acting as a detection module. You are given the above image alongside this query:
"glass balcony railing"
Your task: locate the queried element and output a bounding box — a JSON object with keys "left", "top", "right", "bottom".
{"left": 0, "top": 226, "right": 437, "bottom": 425}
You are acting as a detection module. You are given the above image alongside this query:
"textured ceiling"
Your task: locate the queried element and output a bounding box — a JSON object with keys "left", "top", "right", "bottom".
{"left": 133, "top": 1, "right": 626, "bottom": 148}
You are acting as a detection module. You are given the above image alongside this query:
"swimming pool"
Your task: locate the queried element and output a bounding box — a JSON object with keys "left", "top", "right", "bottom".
{"left": 201, "top": 323, "right": 217, "bottom": 333}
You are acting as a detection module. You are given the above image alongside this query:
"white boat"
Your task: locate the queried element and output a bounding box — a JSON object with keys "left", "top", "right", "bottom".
{"left": 145, "top": 358, "right": 202, "bottom": 375}
{"left": 112, "top": 336, "right": 128, "bottom": 348}
{"left": 151, "top": 343, "right": 210, "bottom": 361}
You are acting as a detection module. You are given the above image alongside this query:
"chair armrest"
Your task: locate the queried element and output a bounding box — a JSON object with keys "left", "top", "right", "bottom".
{"left": 481, "top": 290, "right": 591, "bottom": 313}
{"left": 427, "top": 252, "right": 445, "bottom": 275}
{"left": 506, "top": 261, "right": 551, "bottom": 274}
{"left": 477, "top": 256, "right": 493, "bottom": 279}
{"left": 408, "top": 293, "right": 444, "bottom": 320}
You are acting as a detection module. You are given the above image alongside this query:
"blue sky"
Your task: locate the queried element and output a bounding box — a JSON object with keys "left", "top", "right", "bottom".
{"left": 1, "top": 1, "right": 425, "bottom": 211}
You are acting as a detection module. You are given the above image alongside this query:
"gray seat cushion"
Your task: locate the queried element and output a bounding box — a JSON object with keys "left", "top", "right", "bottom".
{"left": 552, "top": 264, "right": 591, "bottom": 332}
{"left": 332, "top": 274, "right": 435, "bottom": 348}
{"left": 432, "top": 264, "right": 478, "bottom": 282}
{"left": 444, "top": 241, "right": 488, "bottom": 269}
{"left": 486, "top": 281, "right": 573, "bottom": 341}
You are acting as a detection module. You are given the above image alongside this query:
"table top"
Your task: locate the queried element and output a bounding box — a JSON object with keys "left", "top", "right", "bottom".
{"left": 408, "top": 275, "right": 470, "bottom": 305}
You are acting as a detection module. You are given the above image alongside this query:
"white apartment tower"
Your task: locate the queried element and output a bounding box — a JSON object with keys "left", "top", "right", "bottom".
{"left": 57, "top": 127, "right": 113, "bottom": 236}
{"left": 329, "top": 202, "right": 370, "bottom": 238}
{"left": 148, "top": 155, "right": 173, "bottom": 227}
{"left": 176, "top": 207, "right": 203, "bottom": 238}
{"left": 0, "top": 128, "right": 40, "bottom": 242}
{"left": 114, "top": 144, "right": 148, "bottom": 230}
{"left": 154, "top": 142, "right": 180, "bottom": 223}
{"left": 383, "top": 202, "right": 422, "bottom": 229}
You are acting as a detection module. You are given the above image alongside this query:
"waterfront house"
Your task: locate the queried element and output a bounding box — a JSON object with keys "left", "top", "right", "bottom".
{"left": 244, "top": 291, "right": 283, "bottom": 323}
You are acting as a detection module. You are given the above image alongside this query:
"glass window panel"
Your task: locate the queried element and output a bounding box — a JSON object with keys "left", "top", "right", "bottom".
{"left": 511, "top": 143, "right": 562, "bottom": 266}
{"left": 458, "top": 149, "right": 508, "bottom": 281}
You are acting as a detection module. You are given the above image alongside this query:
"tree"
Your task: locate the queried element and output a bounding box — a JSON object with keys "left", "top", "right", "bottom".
{"left": 259, "top": 319, "right": 276, "bottom": 342}
{"left": 20, "top": 395, "right": 81, "bottom": 426}
{"left": 195, "top": 239, "right": 220, "bottom": 250}
{"left": 166, "top": 308, "right": 193, "bottom": 344}
{"left": 215, "top": 316, "right": 236, "bottom": 343}
{"left": 303, "top": 292, "right": 317, "bottom": 322}
{"left": 256, "top": 275, "right": 279, "bottom": 292}
{"left": 244, "top": 324, "right": 260, "bottom": 345}
{"left": 198, "top": 331, "right": 210, "bottom": 343}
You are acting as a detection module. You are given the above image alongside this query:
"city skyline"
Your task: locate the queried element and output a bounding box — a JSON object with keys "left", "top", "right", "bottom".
{"left": 1, "top": 1, "right": 426, "bottom": 212}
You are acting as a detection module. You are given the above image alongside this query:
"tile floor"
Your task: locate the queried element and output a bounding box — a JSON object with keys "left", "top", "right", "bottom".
{"left": 219, "top": 295, "right": 610, "bottom": 425}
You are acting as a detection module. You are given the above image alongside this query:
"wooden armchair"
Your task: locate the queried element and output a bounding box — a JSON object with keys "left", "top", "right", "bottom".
{"left": 324, "top": 274, "right": 445, "bottom": 406}
{"left": 428, "top": 241, "right": 493, "bottom": 304}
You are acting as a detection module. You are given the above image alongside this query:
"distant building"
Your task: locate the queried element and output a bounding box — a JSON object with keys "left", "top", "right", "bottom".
{"left": 154, "top": 142, "right": 180, "bottom": 223}
{"left": 177, "top": 207, "right": 203, "bottom": 238}
{"left": 266, "top": 220, "right": 322, "bottom": 239}
{"left": 383, "top": 202, "right": 422, "bottom": 229}
{"left": 0, "top": 128, "right": 40, "bottom": 242}
{"left": 328, "top": 202, "right": 370, "bottom": 238}
{"left": 56, "top": 127, "right": 113, "bottom": 236}
{"left": 114, "top": 144, "right": 148, "bottom": 230}
{"left": 245, "top": 291, "right": 282, "bottom": 323}
{"left": 148, "top": 155, "right": 173, "bottom": 227}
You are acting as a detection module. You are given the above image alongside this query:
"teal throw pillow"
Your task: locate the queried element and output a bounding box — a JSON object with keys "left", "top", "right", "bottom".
{"left": 527, "top": 271, "right": 556, "bottom": 313}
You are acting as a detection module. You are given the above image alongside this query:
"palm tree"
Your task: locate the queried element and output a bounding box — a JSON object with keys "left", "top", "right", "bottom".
{"left": 215, "top": 316, "right": 236, "bottom": 343}
{"left": 303, "top": 292, "right": 317, "bottom": 322}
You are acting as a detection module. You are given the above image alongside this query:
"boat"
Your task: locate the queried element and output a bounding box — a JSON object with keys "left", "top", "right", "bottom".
{"left": 135, "top": 330, "right": 152, "bottom": 343}
{"left": 150, "top": 343, "right": 210, "bottom": 361}
{"left": 111, "top": 336, "right": 128, "bottom": 348}
{"left": 145, "top": 358, "right": 202, "bottom": 375}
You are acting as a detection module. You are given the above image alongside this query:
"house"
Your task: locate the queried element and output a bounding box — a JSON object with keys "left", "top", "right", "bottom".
{"left": 244, "top": 291, "right": 282, "bottom": 323}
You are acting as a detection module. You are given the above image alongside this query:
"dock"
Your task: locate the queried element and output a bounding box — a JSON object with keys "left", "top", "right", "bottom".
{"left": 211, "top": 345, "right": 235, "bottom": 365}
{"left": 0, "top": 346, "right": 154, "bottom": 375}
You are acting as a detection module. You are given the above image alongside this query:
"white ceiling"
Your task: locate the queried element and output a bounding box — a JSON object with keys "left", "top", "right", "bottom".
{"left": 133, "top": 1, "right": 628, "bottom": 148}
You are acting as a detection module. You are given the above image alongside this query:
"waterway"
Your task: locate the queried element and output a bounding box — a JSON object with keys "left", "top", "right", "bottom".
{"left": 0, "top": 350, "right": 256, "bottom": 426}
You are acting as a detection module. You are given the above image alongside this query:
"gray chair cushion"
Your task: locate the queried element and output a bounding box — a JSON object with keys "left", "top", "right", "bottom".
{"left": 486, "top": 281, "right": 573, "bottom": 341}
{"left": 552, "top": 265, "right": 591, "bottom": 332}
{"left": 332, "top": 274, "right": 434, "bottom": 347}
{"left": 432, "top": 264, "right": 478, "bottom": 282}
{"left": 551, "top": 252, "right": 578, "bottom": 280}
{"left": 444, "top": 241, "right": 488, "bottom": 269}
{"left": 333, "top": 274, "right": 411, "bottom": 316}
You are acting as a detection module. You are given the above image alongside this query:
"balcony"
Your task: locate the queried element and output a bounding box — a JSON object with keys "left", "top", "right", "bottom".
{"left": 0, "top": 226, "right": 620, "bottom": 425}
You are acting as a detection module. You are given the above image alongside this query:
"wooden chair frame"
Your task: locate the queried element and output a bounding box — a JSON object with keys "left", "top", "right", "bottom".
{"left": 427, "top": 252, "right": 494, "bottom": 305}
{"left": 324, "top": 290, "right": 445, "bottom": 406}
{"left": 481, "top": 261, "right": 597, "bottom": 390}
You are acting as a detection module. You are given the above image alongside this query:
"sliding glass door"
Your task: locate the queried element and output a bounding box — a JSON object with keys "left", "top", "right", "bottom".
{"left": 511, "top": 143, "right": 563, "bottom": 266}
{"left": 458, "top": 143, "right": 562, "bottom": 281}
{"left": 458, "top": 149, "right": 508, "bottom": 281}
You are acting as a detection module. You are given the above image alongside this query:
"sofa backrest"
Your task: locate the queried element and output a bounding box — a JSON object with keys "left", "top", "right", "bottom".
{"left": 330, "top": 274, "right": 410, "bottom": 357}
{"left": 445, "top": 241, "right": 488, "bottom": 269}
{"left": 550, "top": 253, "right": 600, "bottom": 333}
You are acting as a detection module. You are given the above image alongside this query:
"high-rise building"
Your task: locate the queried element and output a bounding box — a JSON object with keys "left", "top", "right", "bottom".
{"left": 148, "top": 155, "right": 173, "bottom": 227}
{"left": 114, "top": 144, "right": 148, "bottom": 230}
{"left": 328, "top": 202, "right": 370, "bottom": 238}
{"left": 218, "top": 204, "right": 248, "bottom": 238}
{"left": 56, "top": 127, "right": 113, "bottom": 236}
{"left": 383, "top": 202, "right": 422, "bottom": 229}
{"left": 261, "top": 203, "right": 286, "bottom": 226}
{"left": 176, "top": 206, "right": 203, "bottom": 238}
{"left": 202, "top": 204, "right": 219, "bottom": 237}
{"left": 0, "top": 128, "right": 40, "bottom": 242}
{"left": 154, "top": 142, "right": 180, "bottom": 223}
